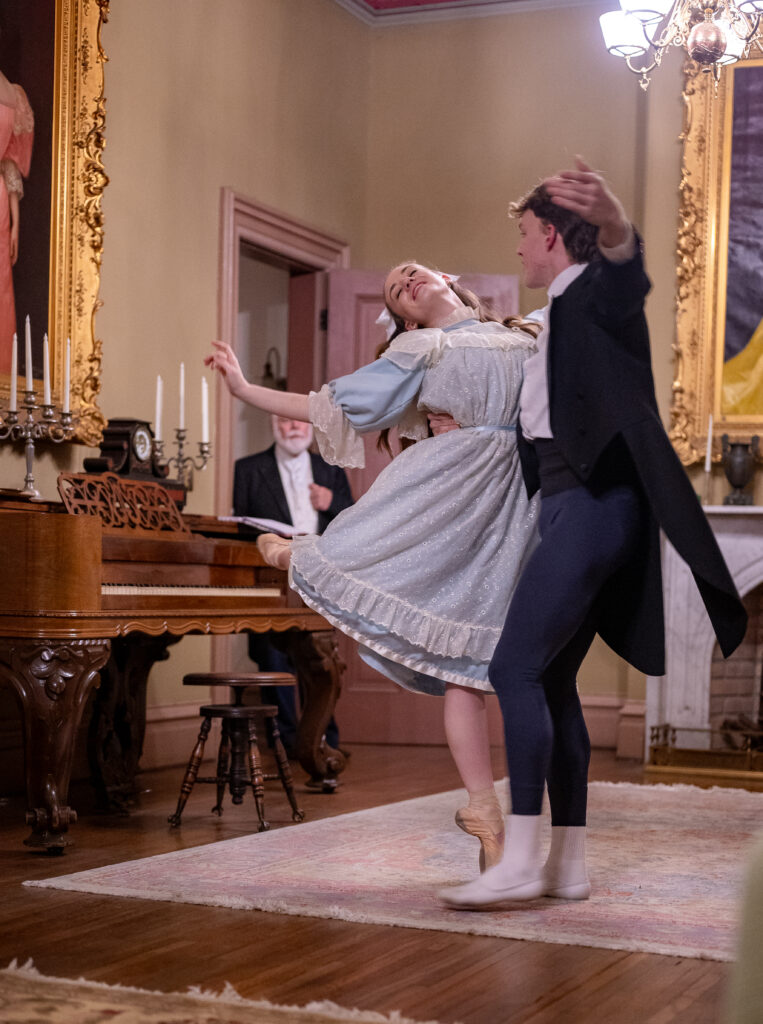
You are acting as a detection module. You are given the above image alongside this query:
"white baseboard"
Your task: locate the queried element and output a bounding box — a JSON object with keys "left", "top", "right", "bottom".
{"left": 141, "top": 701, "right": 217, "bottom": 770}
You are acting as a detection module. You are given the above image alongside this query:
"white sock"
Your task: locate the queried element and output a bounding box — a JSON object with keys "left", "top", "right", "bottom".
{"left": 492, "top": 813, "right": 544, "bottom": 882}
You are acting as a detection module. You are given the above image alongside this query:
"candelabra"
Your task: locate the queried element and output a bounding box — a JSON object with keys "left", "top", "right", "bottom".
{"left": 0, "top": 391, "right": 75, "bottom": 499}
{"left": 152, "top": 428, "right": 211, "bottom": 490}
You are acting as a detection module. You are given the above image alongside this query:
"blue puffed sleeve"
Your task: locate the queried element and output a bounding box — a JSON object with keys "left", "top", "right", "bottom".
{"left": 329, "top": 354, "right": 426, "bottom": 432}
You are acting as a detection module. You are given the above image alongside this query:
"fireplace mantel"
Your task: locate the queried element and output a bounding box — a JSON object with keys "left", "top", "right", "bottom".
{"left": 646, "top": 506, "right": 763, "bottom": 756}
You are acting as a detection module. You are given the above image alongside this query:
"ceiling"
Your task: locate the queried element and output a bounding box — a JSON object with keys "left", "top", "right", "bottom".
{"left": 334, "top": 0, "right": 593, "bottom": 24}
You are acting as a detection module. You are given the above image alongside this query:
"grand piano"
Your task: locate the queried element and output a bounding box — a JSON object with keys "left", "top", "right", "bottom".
{"left": 0, "top": 472, "right": 346, "bottom": 852}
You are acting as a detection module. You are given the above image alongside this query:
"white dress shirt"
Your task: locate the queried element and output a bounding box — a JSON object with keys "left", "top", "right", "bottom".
{"left": 275, "top": 446, "right": 319, "bottom": 534}
{"left": 520, "top": 228, "right": 637, "bottom": 441}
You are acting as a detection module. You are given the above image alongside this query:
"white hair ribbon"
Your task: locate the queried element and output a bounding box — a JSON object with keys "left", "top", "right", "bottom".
{"left": 376, "top": 273, "right": 461, "bottom": 340}
{"left": 375, "top": 307, "right": 397, "bottom": 341}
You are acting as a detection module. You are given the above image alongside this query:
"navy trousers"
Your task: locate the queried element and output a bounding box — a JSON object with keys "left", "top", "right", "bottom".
{"left": 488, "top": 480, "right": 645, "bottom": 825}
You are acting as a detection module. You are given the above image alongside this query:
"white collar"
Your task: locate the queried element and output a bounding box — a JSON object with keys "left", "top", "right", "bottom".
{"left": 548, "top": 262, "right": 587, "bottom": 300}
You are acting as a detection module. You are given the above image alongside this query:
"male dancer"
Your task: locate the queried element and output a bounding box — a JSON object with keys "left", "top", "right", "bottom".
{"left": 443, "top": 158, "right": 747, "bottom": 907}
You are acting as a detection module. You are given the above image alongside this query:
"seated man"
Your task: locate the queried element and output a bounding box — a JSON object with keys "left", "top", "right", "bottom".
{"left": 234, "top": 414, "right": 354, "bottom": 758}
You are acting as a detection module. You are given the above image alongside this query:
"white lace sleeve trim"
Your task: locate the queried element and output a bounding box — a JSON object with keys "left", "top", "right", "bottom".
{"left": 0, "top": 159, "right": 22, "bottom": 197}
{"left": 309, "top": 385, "right": 366, "bottom": 469}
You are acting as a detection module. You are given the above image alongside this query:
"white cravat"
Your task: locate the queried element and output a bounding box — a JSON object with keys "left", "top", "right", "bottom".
{"left": 275, "top": 447, "right": 319, "bottom": 534}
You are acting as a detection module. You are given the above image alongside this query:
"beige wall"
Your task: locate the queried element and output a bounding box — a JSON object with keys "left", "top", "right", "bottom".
{"left": 1, "top": 0, "right": 711, "bottom": 709}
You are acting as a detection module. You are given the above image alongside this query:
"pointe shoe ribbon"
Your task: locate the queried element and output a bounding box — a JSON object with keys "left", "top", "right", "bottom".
{"left": 256, "top": 533, "right": 292, "bottom": 571}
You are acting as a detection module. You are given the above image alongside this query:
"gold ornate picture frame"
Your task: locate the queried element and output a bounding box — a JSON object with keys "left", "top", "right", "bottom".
{"left": 0, "top": 0, "right": 109, "bottom": 446}
{"left": 671, "top": 54, "right": 763, "bottom": 465}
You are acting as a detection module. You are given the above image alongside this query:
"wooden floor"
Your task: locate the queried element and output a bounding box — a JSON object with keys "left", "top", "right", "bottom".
{"left": 0, "top": 745, "right": 730, "bottom": 1024}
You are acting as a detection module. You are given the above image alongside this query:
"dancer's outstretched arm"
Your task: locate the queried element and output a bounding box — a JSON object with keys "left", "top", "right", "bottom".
{"left": 205, "top": 340, "right": 310, "bottom": 421}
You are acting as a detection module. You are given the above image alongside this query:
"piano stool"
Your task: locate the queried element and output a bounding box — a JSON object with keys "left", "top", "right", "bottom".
{"left": 168, "top": 672, "right": 305, "bottom": 831}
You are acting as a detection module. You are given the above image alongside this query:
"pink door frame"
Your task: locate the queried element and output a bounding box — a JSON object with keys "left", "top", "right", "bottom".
{"left": 215, "top": 188, "right": 350, "bottom": 517}
{"left": 212, "top": 189, "right": 349, "bottom": 672}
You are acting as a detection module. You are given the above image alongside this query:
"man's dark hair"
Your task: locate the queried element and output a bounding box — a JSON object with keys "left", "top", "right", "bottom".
{"left": 509, "top": 184, "right": 600, "bottom": 264}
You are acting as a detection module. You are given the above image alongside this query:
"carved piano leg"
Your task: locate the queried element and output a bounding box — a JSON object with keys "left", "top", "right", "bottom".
{"left": 274, "top": 629, "right": 347, "bottom": 792}
{"left": 0, "top": 637, "right": 111, "bottom": 851}
{"left": 88, "top": 634, "right": 181, "bottom": 812}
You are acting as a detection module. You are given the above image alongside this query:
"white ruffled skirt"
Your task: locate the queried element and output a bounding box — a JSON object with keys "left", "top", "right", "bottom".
{"left": 290, "top": 426, "right": 539, "bottom": 696}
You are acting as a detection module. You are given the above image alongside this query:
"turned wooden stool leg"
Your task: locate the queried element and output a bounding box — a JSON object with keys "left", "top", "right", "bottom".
{"left": 246, "top": 718, "right": 269, "bottom": 832}
{"left": 168, "top": 716, "right": 212, "bottom": 827}
{"left": 268, "top": 717, "right": 305, "bottom": 822}
{"left": 211, "top": 720, "right": 231, "bottom": 816}
{"left": 228, "top": 719, "right": 250, "bottom": 805}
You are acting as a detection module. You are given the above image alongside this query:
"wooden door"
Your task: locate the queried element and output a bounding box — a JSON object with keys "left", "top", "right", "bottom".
{"left": 289, "top": 268, "right": 520, "bottom": 745}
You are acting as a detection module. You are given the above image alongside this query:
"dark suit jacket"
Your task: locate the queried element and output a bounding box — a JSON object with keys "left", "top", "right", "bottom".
{"left": 517, "top": 242, "right": 747, "bottom": 675}
{"left": 233, "top": 445, "right": 354, "bottom": 534}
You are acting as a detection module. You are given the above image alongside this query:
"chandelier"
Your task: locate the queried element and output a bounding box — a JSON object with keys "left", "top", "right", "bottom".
{"left": 600, "top": 0, "right": 763, "bottom": 87}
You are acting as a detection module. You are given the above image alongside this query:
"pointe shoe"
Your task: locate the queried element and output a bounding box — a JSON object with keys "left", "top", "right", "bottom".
{"left": 256, "top": 533, "right": 292, "bottom": 570}
{"left": 455, "top": 806, "right": 505, "bottom": 872}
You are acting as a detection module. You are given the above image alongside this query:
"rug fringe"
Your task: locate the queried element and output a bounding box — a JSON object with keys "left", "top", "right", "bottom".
{"left": 2, "top": 959, "right": 450, "bottom": 1024}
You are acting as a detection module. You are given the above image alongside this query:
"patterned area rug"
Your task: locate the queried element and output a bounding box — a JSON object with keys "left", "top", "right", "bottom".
{"left": 26, "top": 782, "right": 763, "bottom": 963}
{"left": 0, "top": 960, "right": 445, "bottom": 1024}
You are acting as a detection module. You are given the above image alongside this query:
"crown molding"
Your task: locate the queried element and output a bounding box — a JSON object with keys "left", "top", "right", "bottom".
{"left": 333, "top": 0, "right": 601, "bottom": 26}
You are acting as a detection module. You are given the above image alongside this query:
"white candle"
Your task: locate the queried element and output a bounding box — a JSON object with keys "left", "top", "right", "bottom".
{"left": 24, "top": 315, "right": 32, "bottom": 392}
{"left": 63, "top": 338, "right": 71, "bottom": 414}
{"left": 9, "top": 332, "right": 17, "bottom": 412}
{"left": 179, "top": 362, "right": 185, "bottom": 430}
{"left": 42, "top": 334, "right": 51, "bottom": 406}
{"left": 201, "top": 376, "right": 209, "bottom": 444}
{"left": 155, "top": 374, "right": 163, "bottom": 441}
{"left": 704, "top": 414, "right": 713, "bottom": 474}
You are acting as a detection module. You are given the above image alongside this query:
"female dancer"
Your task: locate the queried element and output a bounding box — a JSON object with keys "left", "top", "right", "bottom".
{"left": 206, "top": 263, "right": 540, "bottom": 870}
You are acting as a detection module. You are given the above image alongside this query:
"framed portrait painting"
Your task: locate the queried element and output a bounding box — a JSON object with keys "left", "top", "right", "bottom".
{"left": 671, "top": 53, "right": 763, "bottom": 465}
{"left": 0, "top": 0, "right": 108, "bottom": 446}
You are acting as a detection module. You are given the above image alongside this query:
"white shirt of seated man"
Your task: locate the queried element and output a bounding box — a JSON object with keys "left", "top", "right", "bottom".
{"left": 272, "top": 415, "right": 333, "bottom": 535}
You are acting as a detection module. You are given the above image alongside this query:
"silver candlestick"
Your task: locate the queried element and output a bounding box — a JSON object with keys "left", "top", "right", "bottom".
{"left": 0, "top": 391, "right": 75, "bottom": 499}
{"left": 153, "top": 428, "right": 211, "bottom": 490}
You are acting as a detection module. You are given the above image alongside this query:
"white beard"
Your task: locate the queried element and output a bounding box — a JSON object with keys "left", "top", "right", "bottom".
{"left": 276, "top": 435, "right": 312, "bottom": 457}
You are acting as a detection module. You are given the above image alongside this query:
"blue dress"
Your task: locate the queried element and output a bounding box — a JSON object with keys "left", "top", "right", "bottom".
{"left": 289, "top": 313, "right": 540, "bottom": 696}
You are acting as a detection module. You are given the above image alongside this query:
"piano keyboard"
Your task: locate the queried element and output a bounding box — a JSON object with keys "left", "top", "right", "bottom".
{"left": 101, "top": 584, "right": 282, "bottom": 598}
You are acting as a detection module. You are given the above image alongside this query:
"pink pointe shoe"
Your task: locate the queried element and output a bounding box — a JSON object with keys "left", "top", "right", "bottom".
{"left": 256, "top": 533, "right": 292, "bottom": 570}
{"left": 455, "top": 806, "right": 505, "bottom": 872}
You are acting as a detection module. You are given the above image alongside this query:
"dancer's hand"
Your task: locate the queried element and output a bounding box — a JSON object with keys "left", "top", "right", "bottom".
{"left": 205, "top": 340, "right": 249, "bottom": 398}
{"left": 544, "top": 157, "right": 629, "bottom": 249}
{"left": 428, "top": 412, "right": 461, "bottom": 435}
{"left": 309, "top": 483, "right": 333, "bottom": 511}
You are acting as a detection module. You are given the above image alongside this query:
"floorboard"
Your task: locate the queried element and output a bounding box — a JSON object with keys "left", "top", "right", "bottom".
{"left": 0, "top": 746, "right": 730, "bottom": 1024}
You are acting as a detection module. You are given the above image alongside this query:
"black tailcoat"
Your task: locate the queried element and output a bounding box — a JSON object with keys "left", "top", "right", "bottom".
{"left": 233, "top": 445, "right": 354, "bottom": 533}
{"left": 517, "top": 245, "right": 747, "bottom": 676}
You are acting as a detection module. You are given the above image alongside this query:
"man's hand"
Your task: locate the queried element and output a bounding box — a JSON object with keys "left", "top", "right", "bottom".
{"left": 309, "top": 483, "right": 333, "bottom": 512}
{"left": 544, "top": 156, "right": 630, "bottom": 249}
{"left": 428, "top": 412, "right": 461, "bottom": 436}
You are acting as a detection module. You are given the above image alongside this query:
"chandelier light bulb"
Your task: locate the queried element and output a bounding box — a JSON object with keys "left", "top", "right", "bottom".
{"left": 600, "top": 9, "right": 650, "bottom": 54}
{"left": 715, "top": 16, "right": 748, "bottom": 61}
